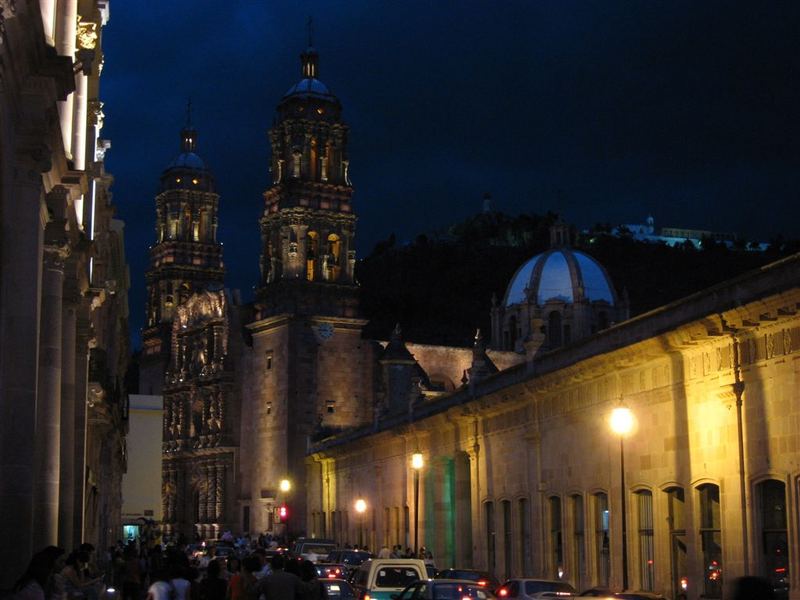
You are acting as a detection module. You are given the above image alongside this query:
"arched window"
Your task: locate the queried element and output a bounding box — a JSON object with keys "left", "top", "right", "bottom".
{"left": 635, "top": 490, "right": 654, "bottom": 591}
{"left": 549, "top": 311, "right": 562, "bottom": 348}
{"left": 571, "top": 494, "right": 585, "bottom": 591}
{"left": 698, "top": 484, "right": 722, "bottom": 598}
{"left": 199, "top": 210, "right": 210, "bottom": 242}
{"left": 502, "top": 500, "right": 512, "bottom": 579}
{"left": 326, "top": 233, "right": 342, "bottom": 281}
{"left": 757, "top": 480, "right": 789, "bottom": 594}
{"left": 485, "top": 502, "right": 496, "bottom": 576}
{"left": 308, "top": 137, "right": 318, "bottom": 181}
{"left": 593, "top": 492, "right": 610, "bottom": 587}
{"left": 549, "top": 496, "right": 563, "bottom": 579}
{"left": 665, "top": 487, "right": 687, "bottom": 598}
{"left": 306, "top": 231, "right": 318, "bottom": 281}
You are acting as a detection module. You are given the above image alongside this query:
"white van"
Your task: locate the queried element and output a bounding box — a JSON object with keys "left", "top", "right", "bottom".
{"left": 351, "top": 559, "right": 428, "bottom": 600}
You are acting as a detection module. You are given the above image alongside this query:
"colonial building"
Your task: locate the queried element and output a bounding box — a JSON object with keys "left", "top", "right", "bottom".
{"left": 0, "top": 0, "right": 129, "bottom": 587}
{"left": 308, "top": 254, "right": 800, "bottom": 600}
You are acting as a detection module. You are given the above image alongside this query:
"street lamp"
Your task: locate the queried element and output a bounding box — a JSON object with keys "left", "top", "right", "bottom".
{"left": 279, "top": 478, "right": 291, "bottom": 493}
{"left": 610, "top": 406, "right": 634, "bottom": 591}
{"left": 411, "top": 452, "right": 424, "bottom": 556}
{"left": 355, "top": 498, "right": 367, "bottom": 548}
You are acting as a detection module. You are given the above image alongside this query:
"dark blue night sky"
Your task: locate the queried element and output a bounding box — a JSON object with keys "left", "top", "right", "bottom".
{"left": 100, "top": 1, "right": 800, "bottom": 348}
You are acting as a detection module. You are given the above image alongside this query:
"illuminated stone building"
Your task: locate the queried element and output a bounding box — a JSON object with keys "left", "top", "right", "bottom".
{"left": 308, "top": 255, "right": 800, "bottom": 600}
{"left": 0, "top": 0, "right": 129, "bottom": 586}
{"left": 140, "top": 120, "right": 224, "bottom": 395}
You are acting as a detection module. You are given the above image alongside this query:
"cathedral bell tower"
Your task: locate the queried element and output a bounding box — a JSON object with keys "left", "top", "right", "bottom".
{"left": 256, "top": 41, "right": 358, "bottom": 318}
{"left": 141, "top": 116, "right": 225, "bottom": 394}
{"left": 242, "top": 40, "right": 371, "bottom": 537}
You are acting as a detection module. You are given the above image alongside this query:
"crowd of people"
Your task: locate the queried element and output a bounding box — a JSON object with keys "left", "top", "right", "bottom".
{"left": 7, "top": 539, "right": 330, "bottom": 600}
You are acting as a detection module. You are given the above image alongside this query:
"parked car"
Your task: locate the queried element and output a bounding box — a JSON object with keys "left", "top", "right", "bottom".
{"left": 323, "top": 578, "right": 358, "bottom": 600}
{"left": 327, "top": 550, "right": 373, "bottom": 567}
{"left": 436, "top": 570, "right": 500, "bottom": 592}
{"left": 394, "top": 579, "right": 497, "bottom": 600}
{"left": 317, "top": 564, "right": 349, "bottom": 579}
{"left": 578, "top": 590, "right": 666, "bottom": 600}
{"left": 292, "top": 538, "right": 337, "bottom": 562}
{"left": 497, "top": 579, "right": 577, "bottom": 599}
{"left": 351, "top": 558, "right": 428, "bottom": 600}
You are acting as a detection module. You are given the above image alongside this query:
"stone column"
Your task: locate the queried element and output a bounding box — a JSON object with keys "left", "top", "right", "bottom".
{"left": 73, "top": 301, "right": 92, "bottom": 544}
{"left": 162, "top": 465, "right": 170, "bottom": 523}
{"left": 59, "top": 277, "right": 78, "bottom": 550}
{"left": 55, "top": 0, "right": 78, "bottom": 156}
{"left": 207, "top": 463, "right": 217, "bottom": 523}
{"left": 0, "top": 151, "right": 46, "bottom": 587}
{"left": 33, "top": 240, "right": 70, "bottom": 548}
{"left": 199, "top": 465, "right": 208, "bottom": 523}
{"left": 215, "top": 461, "right": 225, "bottom": 523}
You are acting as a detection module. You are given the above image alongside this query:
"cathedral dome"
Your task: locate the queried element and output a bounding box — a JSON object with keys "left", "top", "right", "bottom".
{"left": 160, "top": 124, "right": 215, "bottom": 192}
{"left": 167, "top": 151, "right": 206, "bottom": 170}
{"left": 503, "top": 248, "right": 616, "bottom": 307}
{"left": 283, "top": 77, "right": 336, "bottom": 101}
{"left": 279, "top": 45, "right": 341, "bottom": 109}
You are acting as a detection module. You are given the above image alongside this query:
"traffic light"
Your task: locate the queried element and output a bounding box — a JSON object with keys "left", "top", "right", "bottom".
{"left": 277, "top": 503, "right": 288, "bottom": 522}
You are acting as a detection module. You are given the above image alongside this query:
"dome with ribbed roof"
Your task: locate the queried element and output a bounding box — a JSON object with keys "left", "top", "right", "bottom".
{"left": 503, "top": 248, "right": 616, "bottom": 307}
{"left": 160, "top": 124, "right": 215, "bottom": 193}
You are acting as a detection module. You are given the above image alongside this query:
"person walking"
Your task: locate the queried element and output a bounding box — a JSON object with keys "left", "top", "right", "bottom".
{"left": 197, "top": 561, "right": 227, "bottom": 600}
{"left": 253, "top": 554, "right": 301, "bottom": 600}
{"left": 227, "top": 556, "right": 259, "bottom": 600}
{"left": 299, "top": 561, "right": 325, "bottom": 600}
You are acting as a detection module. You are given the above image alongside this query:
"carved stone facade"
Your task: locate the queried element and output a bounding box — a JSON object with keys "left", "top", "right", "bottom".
{"left": 0, "top": 0, "right": 128, "bottom": 587}
{"left": 162, "top": 290, "right": 238, "bottom": 541}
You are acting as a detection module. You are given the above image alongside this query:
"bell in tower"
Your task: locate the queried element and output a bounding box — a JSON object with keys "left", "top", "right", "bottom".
{"left": 256, "top": 38, "right": 358, "bottom": 319}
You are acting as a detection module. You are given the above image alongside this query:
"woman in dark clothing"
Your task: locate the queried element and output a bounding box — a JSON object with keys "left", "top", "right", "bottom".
{"left": 299, "top": 560, "right": 326, "bottom": 600}
{"left": 198, "top": 560, "right": 228, "bottom": 600}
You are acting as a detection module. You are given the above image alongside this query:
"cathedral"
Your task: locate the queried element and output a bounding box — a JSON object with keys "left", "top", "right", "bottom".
{"left": 144, "top": 42, "right": 800, "bottom": 600}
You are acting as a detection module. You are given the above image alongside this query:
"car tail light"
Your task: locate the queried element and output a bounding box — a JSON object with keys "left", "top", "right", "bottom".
{"left": 462, "top": 596, "right": 472, "bottom": 600}
{"left": 477, "top": 580, "right": 488, "bottom": 587}
{"left": 497, "top": 588, "right": 508, "bottom": 597}
{"left": 328, "top": 573, "right": 336, "bottom": 578}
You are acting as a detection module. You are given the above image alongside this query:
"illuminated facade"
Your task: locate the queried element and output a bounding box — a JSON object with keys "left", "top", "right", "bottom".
{"left": 0, "top": 0, "right": 129, "bottom": 587}
{"left": 141, "top": 121, "right": 224, "bottom": 395}
{"left": 308, "top": 256, "right": 800, "bottom": 600}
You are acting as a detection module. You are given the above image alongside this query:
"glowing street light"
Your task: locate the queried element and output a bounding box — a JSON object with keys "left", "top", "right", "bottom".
{"left": 279, "top": 478, "right": 291, "bottom": 493}
{"left": 609, "top": 404, "right": 634, "bottom": 591}
{"left": 411, "top": 452, "right": 424, "bottom": 556}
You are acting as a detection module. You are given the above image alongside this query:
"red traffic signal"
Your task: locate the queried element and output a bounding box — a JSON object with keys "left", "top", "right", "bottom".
{"left": 277, "top": 503, "right": 288, "bottom": 522}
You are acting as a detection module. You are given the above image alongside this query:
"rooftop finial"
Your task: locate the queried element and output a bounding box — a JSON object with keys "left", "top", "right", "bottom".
{"left": 181, "top": 99, "right": 197, "bottom": 153}
{"left": 300, "top": 20, "right": 319, "bottom": 78}
{"left": 185, "top": 97, "right": 193, "bottom": 128}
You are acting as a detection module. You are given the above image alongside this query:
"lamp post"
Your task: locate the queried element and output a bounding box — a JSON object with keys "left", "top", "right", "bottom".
{"left": 411, "top": 452, "right": 424, "bottom": 556}
{"left": 355, "top": 498, "right": 367, "bottom": 548}
{"left": 610, "top": 406, "right": 634, "bottom": 591}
